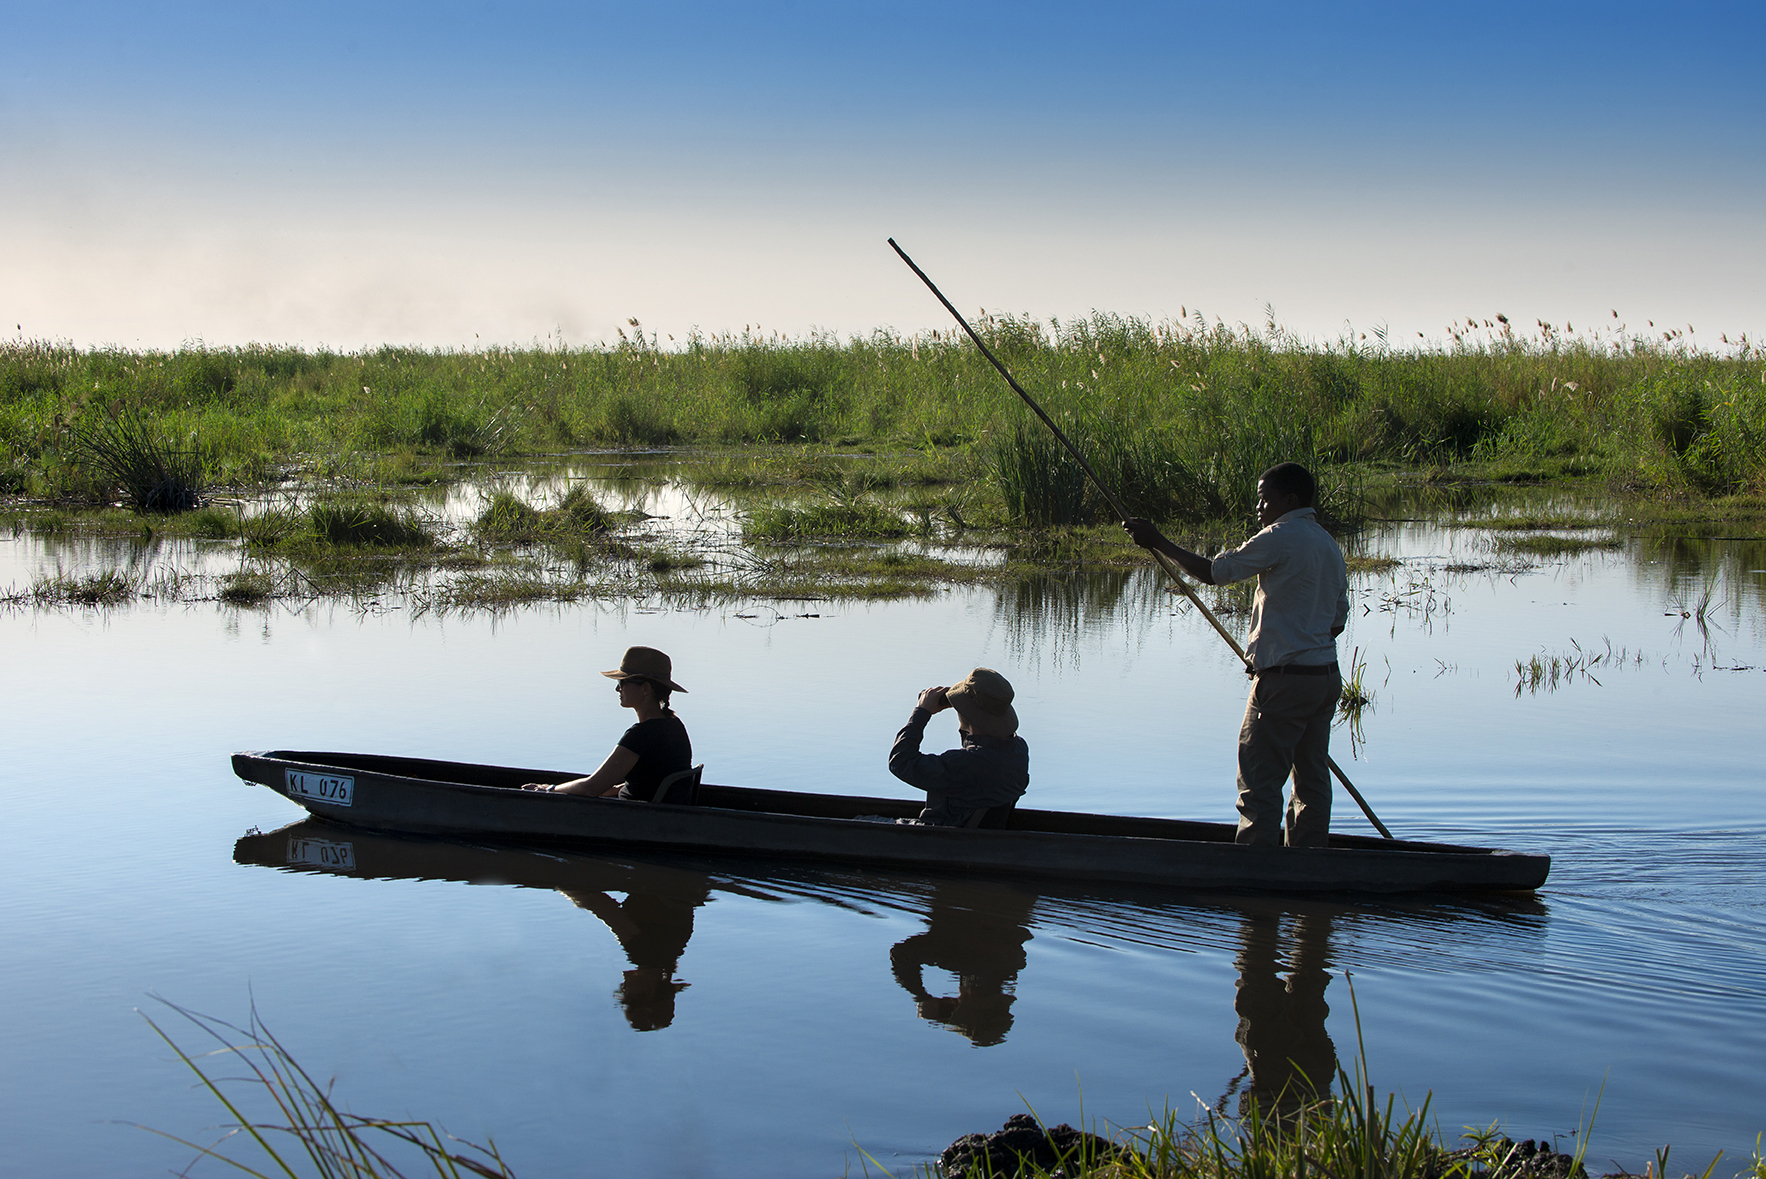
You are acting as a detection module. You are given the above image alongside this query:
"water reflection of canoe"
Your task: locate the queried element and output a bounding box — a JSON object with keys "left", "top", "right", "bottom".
{"left": 235, "top": 818, "right": 1042, "bottom": 1039}
{"left": 231, "top": 750, "right": 1550, "bottom": 893}
{"left": 236, "top": 818, "right": 714, "bottom": 1031}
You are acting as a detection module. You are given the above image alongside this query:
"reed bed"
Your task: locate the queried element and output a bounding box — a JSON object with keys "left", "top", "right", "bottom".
{"left": 4, "top": 318, "right": 1762, "bottom": 521}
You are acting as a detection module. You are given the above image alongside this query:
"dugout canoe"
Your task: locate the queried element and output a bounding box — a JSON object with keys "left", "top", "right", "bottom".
{"left": 230, "top": 750, "right": 1551, "bottom": 893}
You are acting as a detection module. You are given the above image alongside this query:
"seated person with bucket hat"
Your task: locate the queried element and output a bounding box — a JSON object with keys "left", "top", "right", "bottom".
{"left": 523, "top": 646, "right": 692, "bottom": 800}
{"left": 888, "top": 668, "right": 1029, "bottom": 828}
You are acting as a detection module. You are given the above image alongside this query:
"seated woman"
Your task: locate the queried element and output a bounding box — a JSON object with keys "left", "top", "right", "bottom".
{"left": 524, "top": 646, "right": 691, "bottom": 799}
{"left": 888, "top": 667, "right": 1029, "bottom": 827}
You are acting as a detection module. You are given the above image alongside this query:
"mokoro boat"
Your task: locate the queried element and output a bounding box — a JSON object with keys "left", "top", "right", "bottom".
{"left": 231, "top": 750, "right": 1551, "bottom": 894}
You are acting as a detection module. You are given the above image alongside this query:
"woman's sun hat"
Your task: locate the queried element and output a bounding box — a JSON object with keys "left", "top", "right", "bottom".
{"left": 602, "top": 646, "right": 688, "bottom": 693}
{"left": 945, "top": 667, "right": 1017, "bottom": 737}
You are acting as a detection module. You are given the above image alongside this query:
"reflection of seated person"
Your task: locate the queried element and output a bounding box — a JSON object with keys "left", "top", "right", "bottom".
{"left": 523, "top": 646, "right": 691, "bottom": 799}
{"left": 1232, "top": 910, "right": 1337, "bottom": 1118}
{"left": 561, "top": 878, "right": 710, "bottom": 1031}
{"left": 890, "top": 881, "right": 1034, "bottom": 1047}
{"left": 888, "top": 668, "right": 1029, "bottom": 827}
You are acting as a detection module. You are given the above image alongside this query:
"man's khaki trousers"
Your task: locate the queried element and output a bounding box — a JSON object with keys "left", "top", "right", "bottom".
{"left": 1235, "top": 671, "right": 1340, "bottom": 847}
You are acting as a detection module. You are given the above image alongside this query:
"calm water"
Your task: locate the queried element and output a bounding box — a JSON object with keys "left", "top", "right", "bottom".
{"left": 3, "top": 485, "right": 1764, "bottom": 1177}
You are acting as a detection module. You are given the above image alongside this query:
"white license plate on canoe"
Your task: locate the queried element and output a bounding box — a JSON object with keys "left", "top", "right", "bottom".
{"left": 285, "top": 770, "right": 354, "bottom": 807}
{"left": 287, "top": 837, "right": 356, "bottom": 870}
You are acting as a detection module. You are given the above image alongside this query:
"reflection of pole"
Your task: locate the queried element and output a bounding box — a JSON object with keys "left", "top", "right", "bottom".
{"left": 1231, "top": 910, "right": 1337, "bottom": 1118}
{"left": 888, "top": 238, "right": 1394, "bottom": 840}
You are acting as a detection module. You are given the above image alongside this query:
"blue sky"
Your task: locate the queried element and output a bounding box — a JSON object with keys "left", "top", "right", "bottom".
{"left": 3, "top": 1, "right": 1762, "bottom": 348}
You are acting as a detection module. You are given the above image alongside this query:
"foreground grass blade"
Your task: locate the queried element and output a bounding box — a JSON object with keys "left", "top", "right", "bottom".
{"left": 138, "top": 999, "right": 516, "bottom": 1179}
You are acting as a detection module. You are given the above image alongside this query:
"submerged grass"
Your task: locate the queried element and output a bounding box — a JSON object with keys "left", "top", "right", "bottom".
{"left": 744, "top": 498, "right": 911, "bottom": 541}
{"left": 1514, "top": 638, "right": 1646, "bottom": 695}
{"left": 1496, "top": 534, "right": 1625, "bottom": 556}
{"left": 1454, "top": 514, "right": 1614, "bottom": 532}
{"left": 21, "top": 568, "right": 137, "bottom": 606}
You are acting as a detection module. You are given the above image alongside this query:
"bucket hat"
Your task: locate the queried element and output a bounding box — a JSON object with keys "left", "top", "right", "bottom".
{"left": 945, "top": 667, "right": 1017, "bottom": 737}
{"left": 601, "top": 646, "right": 688, "bottom": 693}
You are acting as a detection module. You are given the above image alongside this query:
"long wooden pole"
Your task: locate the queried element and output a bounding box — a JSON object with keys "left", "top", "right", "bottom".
{"left": 888, "top": 237, "right": 1394, "bottom": 840}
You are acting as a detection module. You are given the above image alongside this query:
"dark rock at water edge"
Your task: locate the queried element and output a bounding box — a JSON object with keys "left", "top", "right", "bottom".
{"left": 940, "top": 1114, "right": 1122, "bottom": 1178}
{"left": 1452, "top": 1136, "right": 1588, "bottom": 1179}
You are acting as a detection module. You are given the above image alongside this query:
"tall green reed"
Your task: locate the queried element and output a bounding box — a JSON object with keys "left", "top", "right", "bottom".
{"left": 139, "top": 999, "right": 517, "bottom": 1179}
{"left": 72, "top": 413, "right": 210, "bottom": 512}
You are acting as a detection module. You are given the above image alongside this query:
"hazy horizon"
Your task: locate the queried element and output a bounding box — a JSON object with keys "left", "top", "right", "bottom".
{"left": 4, "top": 1, "right": 1762, "bottom": 351}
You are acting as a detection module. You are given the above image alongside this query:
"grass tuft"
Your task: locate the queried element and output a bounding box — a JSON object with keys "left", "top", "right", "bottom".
{"left": 241, "top": 506, "right": 305, "bottom": 547}
{"left": 219, "top": 571, "right": 275, "bottom": 605}
{"left": 473, "top": 492, "right": 546, "bottom": 542}
{"left": 139, "top": 999, "right": 517, "bottom": 1179}
{"left": 72, "top": 414, "right": 208, "bottom": 512}
{"left": 309, "top": 502, "right": 435, "bottom": 547}
{"left": 557, "top": 484, "right": 613, "bottom": 531}
{"left": 29, "top": 569, "right": 137, "bottom": 606}
{"left": 189, "top": 506, "right": 239, "bottom": 539}
{"left": 991, "top": 421, "right": 1097, "bottom": 526}
{"left": 744, "top": 498, "right": 909, "bottom": 541}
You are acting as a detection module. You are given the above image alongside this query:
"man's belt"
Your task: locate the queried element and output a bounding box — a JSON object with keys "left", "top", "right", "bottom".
{"left": 1252, "top": 662, "right": 1339, "bottom": 677}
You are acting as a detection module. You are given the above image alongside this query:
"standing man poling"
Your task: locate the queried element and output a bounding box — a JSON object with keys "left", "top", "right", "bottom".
{"left": 1122, "top": 463, "right": 1349, "bottom": 848}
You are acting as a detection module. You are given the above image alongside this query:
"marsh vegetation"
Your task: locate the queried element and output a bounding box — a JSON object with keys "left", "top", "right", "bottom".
{"left": 2, "top": 316, "right": 1762, "bottom": 611}
{"left": 3, "top": 313, "right": 1762, "bottom": 508}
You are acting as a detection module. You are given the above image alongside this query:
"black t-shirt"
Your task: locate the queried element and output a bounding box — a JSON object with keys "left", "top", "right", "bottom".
{"left": 616, "top": 714, "right": 692, "bottom": 801}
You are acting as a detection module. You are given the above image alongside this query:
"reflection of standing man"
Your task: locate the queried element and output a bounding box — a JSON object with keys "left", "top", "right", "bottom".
{"left": 1232, "top": 909, "right": 1337, "bottom": 1117}
{"left": 889, "top": 880, "right": 1035, "bottom": 1047}
{"left": 562, "top": 873, "right": 711, "bottom": 1031}
{"left": 1123, "top": 462, "right": 1349, "bottom": 846}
